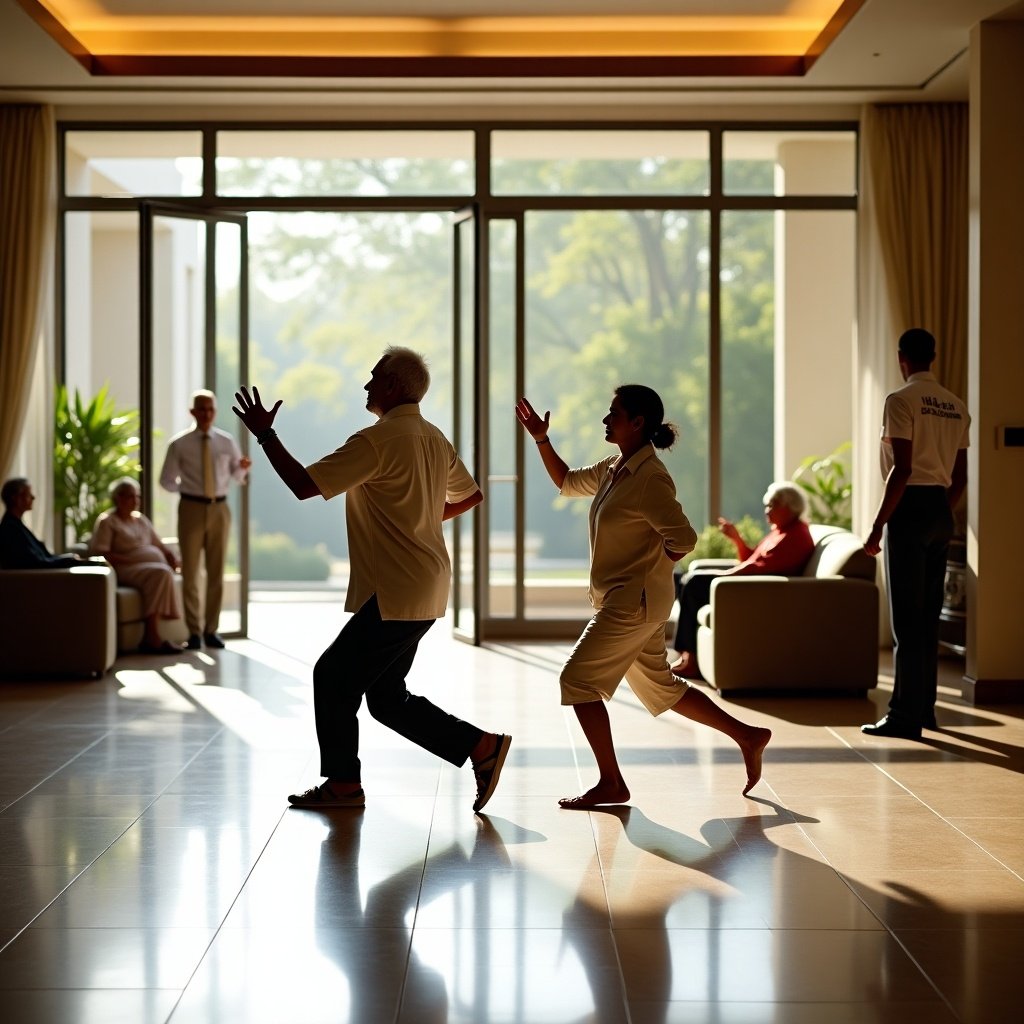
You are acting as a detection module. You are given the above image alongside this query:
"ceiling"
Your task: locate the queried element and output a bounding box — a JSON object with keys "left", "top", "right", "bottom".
{"left": 2, "top": 0, "right": 1023, "bottom": 117}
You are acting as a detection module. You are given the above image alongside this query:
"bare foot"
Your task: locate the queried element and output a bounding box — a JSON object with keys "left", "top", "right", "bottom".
{"left": 670, "top": 652, "right": 702, "bottom": 679}
{"left": 740, "top": 727, "right": 772, "bottom": 796}
{"left": 558, "top": 781, "right": 630, "bottom": 810}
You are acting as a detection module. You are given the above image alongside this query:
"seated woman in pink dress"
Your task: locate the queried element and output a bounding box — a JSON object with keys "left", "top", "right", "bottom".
{"left": 89, "top": 477, "right": 183, "bottom": 654}
{"left": 671, "top": 481, "right": 815, "bottom": 679}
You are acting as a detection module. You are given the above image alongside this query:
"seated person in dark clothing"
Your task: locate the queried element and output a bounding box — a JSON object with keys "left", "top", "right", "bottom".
{"left": 0, "top": 478, "right": 82, "bottom": 569}
{"left": 671, "top": 481, "right": 815, "bottom": 679}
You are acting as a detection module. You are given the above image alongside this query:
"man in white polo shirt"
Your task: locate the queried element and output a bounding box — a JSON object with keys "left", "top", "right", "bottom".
{"left": 233, "top": 347, "right": 511, "bottom": 812}
{"left": 862, "top": 328, "right": 969, "bottom": 740}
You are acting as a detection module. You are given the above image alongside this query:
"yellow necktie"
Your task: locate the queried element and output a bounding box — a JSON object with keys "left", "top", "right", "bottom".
{"left": 202, "top": 433, "right": 215, "bottom": 499}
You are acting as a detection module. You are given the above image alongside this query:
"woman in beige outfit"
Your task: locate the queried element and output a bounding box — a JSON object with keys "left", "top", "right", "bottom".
{"left": 517, "top": 385, "right": 771, "bottom": 809}
{"left": 89, "top": 478, "right": 182, "bottom": 653}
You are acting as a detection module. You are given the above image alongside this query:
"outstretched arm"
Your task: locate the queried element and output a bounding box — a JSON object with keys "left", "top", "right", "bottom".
{"left": 515, "top": 397, "right": 568, "bottom": 489}
{"left": 233, "top": 385, "right": 321, "bottom": 501}
{"left": 443, "top": 489, "right": 483, "bottom": 521}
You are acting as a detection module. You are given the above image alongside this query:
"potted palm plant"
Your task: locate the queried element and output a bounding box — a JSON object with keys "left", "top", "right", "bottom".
{"left": 792, "top": 442, "right": 853, "bottom": 530}
{"left": 53, "top": 384, "right": 141, "bottom": 544}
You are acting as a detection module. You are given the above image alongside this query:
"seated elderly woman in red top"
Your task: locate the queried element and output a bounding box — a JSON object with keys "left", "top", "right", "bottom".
{"left": 671, "top": 481, "right": 815, "bottom": 679}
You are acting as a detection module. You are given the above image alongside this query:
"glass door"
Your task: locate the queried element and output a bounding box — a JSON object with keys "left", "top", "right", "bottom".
{"left": 451, "top": 206, "right": 482, "bottom": 643}
{"left": 140, "top": 202, "right": 250, "bottom": 637}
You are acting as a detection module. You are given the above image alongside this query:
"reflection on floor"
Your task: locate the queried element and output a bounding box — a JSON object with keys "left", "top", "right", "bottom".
{"left": 0, "top": 597, "right": 1022, "bottom": 1023}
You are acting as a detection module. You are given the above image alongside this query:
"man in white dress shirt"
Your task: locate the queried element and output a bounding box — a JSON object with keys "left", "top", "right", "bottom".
{"left": 159, "top": 389, "right": 251, "bottom": 650}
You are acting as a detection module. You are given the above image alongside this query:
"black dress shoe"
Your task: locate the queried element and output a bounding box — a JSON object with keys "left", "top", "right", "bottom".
{"left": 861, "top": 716, "right": 921, "bottom": 740}
{"left": 204, "top": 632, "right": 225, "bottom": 649}
{"left": 185, "top": 634, "right": 201, "bottom": 650}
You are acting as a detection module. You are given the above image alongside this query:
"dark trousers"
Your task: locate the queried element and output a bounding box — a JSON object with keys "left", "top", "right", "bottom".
{"left": 313, "top": 594, "right": 483, "bottom": 781}
{"left": 672, "top": 569, "right": 730, "bottom": 653}
{"left": 884, "top": 486, "right": 953, "bottom": 727}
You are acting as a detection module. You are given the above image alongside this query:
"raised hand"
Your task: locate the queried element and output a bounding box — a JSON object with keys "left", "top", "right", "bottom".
{"left": 717, "top": 516, "right": 741, "bottom": 544}
{"left": 233, "top": 385, "right": 282, "bottom": 437}
{"left": 515, "top": 397, "right": 551, "bottom": 441}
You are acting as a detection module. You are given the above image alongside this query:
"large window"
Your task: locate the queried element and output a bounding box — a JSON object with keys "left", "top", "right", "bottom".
{"left": 57, "top": 123, "right": 856, "bottom": 638}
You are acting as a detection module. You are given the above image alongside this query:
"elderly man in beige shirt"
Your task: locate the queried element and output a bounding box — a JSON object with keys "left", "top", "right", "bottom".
{"left": 517, "top": 385, "right": 771, "bottom": 810}
{"left": 234, "top": 347, "right": 510, "bottom": 812}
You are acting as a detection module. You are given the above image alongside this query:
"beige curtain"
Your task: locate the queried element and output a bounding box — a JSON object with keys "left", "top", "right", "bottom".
{"left": 0, "top": 104, "right": 55, "bottom": 484}
{"left": 864, "top": 103, "right": 969, "bottom": 395}
{"left": 855, "top": 103, "right": 969, "bottom": 531}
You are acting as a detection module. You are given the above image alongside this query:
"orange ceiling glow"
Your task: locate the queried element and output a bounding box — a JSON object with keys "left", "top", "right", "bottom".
{"left": 17, "top": 1, "right": 867, "bottom": 77}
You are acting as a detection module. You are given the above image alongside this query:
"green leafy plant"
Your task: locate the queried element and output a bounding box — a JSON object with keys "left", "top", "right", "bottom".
{"left": 54, "top": 384, "right": 141, "bottom": 543}
{"left": 679, "top": 515, "right": 764, "bottom": 571}
{"left": 792, "top": 442, "right": 852, "bottom": 530}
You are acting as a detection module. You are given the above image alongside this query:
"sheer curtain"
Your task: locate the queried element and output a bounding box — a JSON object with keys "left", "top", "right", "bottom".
{"left": 0, "top": 105, "right": 55, "bottom": 486}
{"left": 854, "top": 103, "right": 969, "bottom": 535}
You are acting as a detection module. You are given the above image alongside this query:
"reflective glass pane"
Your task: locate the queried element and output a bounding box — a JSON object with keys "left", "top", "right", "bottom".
{"left": 720, "top": 210, "right": 775, "bottom": 527}
{"left": 492, "top": 130, "right": 709, "bottom": 196}
{"left": 216, "top": 130, "right": 475, "bottom": 197}
{"left": 149, "top": 215, "right": 207, "bottom": 546}
{"left": 524, "top": 209, "right": 709, "bottom": 619}
{"left": 60, "top": 212, "right": 140, "bottom": 546}
{"left": 242, "top": 211, "right": 452, "bottom": 600}
{"left": 64, "top": 131, "right": 203, "bottom": 197}
{"left": 723, "top": 130, "right": 856, "bottom": 196}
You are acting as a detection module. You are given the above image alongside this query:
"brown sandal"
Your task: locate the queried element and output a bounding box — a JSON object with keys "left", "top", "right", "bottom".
{"left": 472, "top": 734, "right": 511, "bottom": 813}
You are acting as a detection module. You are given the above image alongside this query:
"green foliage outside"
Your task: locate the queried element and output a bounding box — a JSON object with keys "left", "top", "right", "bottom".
{"left": 792, "top": 442, "right": 853, "bottom": 530}
{"left": 54, "top": 384, "right": 140, "bottom": 543}
{"left": 250, "top": 532, "right": 331, "bottom": 581}
{"left": 678, "top": 515, "right": 765, "bottom": 572}
{"left": 222, "top": 152, "right": 781, "bottom": 565}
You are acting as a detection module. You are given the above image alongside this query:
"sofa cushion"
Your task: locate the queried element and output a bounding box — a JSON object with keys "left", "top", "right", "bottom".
{"left": 802, "top": 527, "right": 876, "bottom": 581}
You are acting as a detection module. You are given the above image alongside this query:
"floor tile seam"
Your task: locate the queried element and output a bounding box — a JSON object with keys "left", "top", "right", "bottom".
{"left": 598, "top": 918, "right": 643, "bottom": 1024}
{"left": 825, "top": 725, "right": 1024, "bottom": 879}
{"left": 878, "top": 926, "right": 964, "bottom": 1020}
{"left": 400, "top": 772, "right": 445, "bottom": 1024}
{"left": 0, "top": 726, "right": 128, "bottom": 815}
{"left": 157, "top": 800, "right": 294, "bottom": 1023}
{"left": 0, "top": 725, "right": 247, "bottom": 957}
{"left": 0, "top": 729, "right": 245, "bottom": 950}
{"left": 814, "top": 728, "right": 1015, "bottom": 1015}
{"left": 756, "top": 777, "right": 919, "bottom": 941}
{"left": 824, "top": 724, "right": 972, "bottom": 816}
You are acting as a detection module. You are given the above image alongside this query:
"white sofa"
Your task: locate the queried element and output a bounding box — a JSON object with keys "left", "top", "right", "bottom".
{"left": 694, "top": 524, "right": 880, "bottom": 695}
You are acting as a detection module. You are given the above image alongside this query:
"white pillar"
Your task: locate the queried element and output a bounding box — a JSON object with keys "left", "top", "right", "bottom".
{"left": 774, "top": 141, "right": 856, "bottom": 483}
{"left": 964, "top": 19, "right": 1024, "bottom": 701}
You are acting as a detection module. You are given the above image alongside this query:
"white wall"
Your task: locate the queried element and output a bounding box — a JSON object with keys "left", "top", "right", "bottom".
{"left": 773, "top": 139, "right": 856, "bottom": 483}
{"left": 965, "top": 18, "right": 1024, "bottom": 698}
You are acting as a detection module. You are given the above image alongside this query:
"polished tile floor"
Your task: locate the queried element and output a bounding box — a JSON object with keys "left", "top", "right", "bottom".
{"left": 1, "top": 596, "right": 1022, "bottom": 1023}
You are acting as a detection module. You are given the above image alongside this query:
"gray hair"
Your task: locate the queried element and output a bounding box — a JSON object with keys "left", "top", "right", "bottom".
{"left": 762, "top": 480, "right": 807, "bottom": 518}
{"left": 190, "top": 388, "right": 216, "bottom": 408}
{"left": 109, "top": 476, "right": 140, "bottom": 500}
{"left": 380, "top": 346, "right": 430, "bottom": 403}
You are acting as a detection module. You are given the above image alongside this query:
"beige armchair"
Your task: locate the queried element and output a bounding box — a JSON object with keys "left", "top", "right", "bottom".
{"left": 694, "top": 525, "right": 880, "bottom": 694}
{"left": 0, "top": 564, "right": 117, "bottom": 677}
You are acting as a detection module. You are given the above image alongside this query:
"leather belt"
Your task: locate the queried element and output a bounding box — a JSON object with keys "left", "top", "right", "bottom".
{"left": 181, "top": 493, "right": 226, "bottom": 504}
